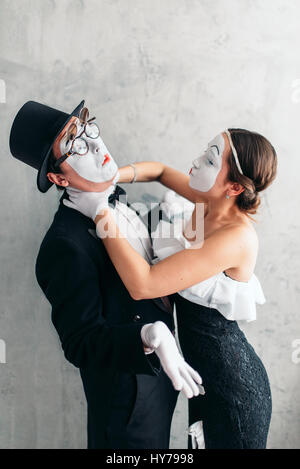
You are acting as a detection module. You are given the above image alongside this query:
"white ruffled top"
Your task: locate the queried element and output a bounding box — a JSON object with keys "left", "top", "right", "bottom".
{"left": 151, "top": 219, "right": 266, "bottom": 322}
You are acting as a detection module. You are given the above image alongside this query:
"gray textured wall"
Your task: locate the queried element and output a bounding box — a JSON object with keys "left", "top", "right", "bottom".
{"left": 0, "top": 0, "right": 299, "bottom": 449}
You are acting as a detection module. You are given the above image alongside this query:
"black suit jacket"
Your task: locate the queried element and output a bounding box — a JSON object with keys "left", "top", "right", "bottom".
{"left": 35, "top": 192, "right": 175, "bottom": 447}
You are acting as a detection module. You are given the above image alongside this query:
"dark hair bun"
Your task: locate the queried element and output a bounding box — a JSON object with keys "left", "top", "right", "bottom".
{"left": 227, "top": 128, "right": 277, "bottom": 216}
{"left": 238, "top": 185, "right": 260, "bottom": 214}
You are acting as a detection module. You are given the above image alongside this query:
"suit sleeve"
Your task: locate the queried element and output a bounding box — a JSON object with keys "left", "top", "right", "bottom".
{"left": 35, "top": 236, "right": 160, "bottom": 375}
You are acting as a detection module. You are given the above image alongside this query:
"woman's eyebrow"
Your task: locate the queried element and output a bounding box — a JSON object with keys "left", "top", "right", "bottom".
{"left": 210, "top": 145, "right": 219, "bottom": 155}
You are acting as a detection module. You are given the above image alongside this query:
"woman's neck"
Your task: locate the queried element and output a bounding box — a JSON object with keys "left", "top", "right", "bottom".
{"left": 204, "top": 198, "right": 242, "bottom": 223}
{"left": 182, "top": 197, "right": 250, "bottom": 244}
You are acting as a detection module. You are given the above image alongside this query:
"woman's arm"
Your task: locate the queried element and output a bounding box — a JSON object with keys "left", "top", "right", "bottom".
{"left": 118, "top": 162, "right": 205, "bottom": 204}
{"left": 95, "top": 209, "right": 252, "bottom": 300}
{"left": 118, "top": 162, "right": 165, "bottom": 183}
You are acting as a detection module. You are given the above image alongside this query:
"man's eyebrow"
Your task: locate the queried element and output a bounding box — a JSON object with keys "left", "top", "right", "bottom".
{"left": 210, "top": 145, "right": 219, "bottom": 155}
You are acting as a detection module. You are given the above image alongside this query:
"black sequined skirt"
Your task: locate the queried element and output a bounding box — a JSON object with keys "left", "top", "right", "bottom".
{"left": 173, "top": 293, "right": 272, "bottom": 449}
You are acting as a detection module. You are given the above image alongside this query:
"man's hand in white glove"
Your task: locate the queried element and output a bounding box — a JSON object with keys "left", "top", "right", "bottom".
{"left": 160, "top": 190, "right": 194, "bottom": 221}
{"left": 63, "top": 172, "right": 120, "bottom": 220}
{"left": 141, "top": 321, "right": 204, "bottom": 399}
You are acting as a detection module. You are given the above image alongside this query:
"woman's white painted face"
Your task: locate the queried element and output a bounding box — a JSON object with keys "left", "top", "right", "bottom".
{"left": 59, "top": 118, "right": 118, "bottom": 183}
{"left": 189, "top": 134, "right": 225, "bottom": 192}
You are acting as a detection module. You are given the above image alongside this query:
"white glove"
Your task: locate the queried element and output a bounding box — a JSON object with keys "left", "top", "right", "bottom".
{"left": 160, "top": 190, "right": 194, "bottom": 221}
{"left": 63, "top": 186, "right": 114, "bottom": 220}
{"left": 141, "top": 321, "right": 204, "bottom": 399}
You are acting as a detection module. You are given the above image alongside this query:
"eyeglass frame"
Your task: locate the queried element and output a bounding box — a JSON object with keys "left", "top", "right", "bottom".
{"left": 53, "top": 111, "right": 100, "bottom": 169}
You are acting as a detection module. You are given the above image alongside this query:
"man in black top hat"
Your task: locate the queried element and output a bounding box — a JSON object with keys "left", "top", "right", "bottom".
{"left": 9, "top": 100, "right": 201, "bottom": 449}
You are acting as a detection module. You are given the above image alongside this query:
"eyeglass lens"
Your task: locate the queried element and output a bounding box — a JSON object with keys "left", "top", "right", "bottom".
{"left": 72, "top": 138, "right": 88, "bottom": 155}
{"left": 62, "top": 108, "right": 101, "bottom": 157}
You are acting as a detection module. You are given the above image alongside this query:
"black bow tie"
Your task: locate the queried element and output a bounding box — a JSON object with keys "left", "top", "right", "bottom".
{"left": 108, "top": 185, "right": 127, "bottom": 207}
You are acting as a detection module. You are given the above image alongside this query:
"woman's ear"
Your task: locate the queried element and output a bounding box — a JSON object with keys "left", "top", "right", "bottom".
{"left": 229, "top": 182, "right": 245, "bottom": 197}
{"left": 47, "top": 172, "right": 69, "bottom": 188}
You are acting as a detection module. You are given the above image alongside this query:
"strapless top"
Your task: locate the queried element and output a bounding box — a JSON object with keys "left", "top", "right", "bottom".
{"left": 151, "top": 219, "right": 266, "bottom": 322}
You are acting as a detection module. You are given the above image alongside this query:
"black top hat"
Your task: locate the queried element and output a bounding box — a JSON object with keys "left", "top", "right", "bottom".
{"left": 9, "top": 99, "right": 85, "bottom": 193}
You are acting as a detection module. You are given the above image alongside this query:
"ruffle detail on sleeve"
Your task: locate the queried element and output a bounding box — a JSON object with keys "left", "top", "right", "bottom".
{"left": 209, "top": 272, "right": 266, "bottom": 322}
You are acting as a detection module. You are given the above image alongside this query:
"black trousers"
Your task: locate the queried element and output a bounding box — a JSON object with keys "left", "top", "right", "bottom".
{"left": 105, "top": 369, "right": 179, "bottom": 449}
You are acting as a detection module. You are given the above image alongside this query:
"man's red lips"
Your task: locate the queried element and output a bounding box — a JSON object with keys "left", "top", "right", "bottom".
{"left": 102, "top": 154, "right": 110, "bottom": 166}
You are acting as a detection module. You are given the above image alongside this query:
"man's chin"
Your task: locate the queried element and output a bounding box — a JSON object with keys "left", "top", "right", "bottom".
{"left": 66, "top": 168, "right": 119, "bottom": 193}
{"left": 81, "top": 173, "right": 118, "bottom": 192}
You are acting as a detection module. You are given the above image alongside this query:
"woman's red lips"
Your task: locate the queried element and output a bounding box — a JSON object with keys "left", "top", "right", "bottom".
{"left": 102, "top": 154, "right": 110, "bottom": 166}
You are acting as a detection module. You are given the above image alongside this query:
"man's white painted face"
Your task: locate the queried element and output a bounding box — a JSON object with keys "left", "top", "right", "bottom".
{"left": 189, "top": 134, "right": 225, "bottom": 192}
{"left": 59, "top": 117, "right": 118, "bottom": 183}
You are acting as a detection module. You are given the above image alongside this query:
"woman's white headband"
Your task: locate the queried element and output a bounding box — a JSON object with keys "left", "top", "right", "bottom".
{"left": 224, "top": 130, "right": 244, "bottom": 175}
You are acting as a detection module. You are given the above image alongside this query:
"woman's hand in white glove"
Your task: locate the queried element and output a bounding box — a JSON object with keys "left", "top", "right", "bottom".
{"left": 141, "top": 321, "right": 204, "bottom": 399}
{"left": 63, "top": 186, "right": 114, "bottom": 221}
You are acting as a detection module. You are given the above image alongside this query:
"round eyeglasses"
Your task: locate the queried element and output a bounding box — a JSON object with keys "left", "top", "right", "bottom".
{"left": 54, "top": 107, "right": 100, "bottom": 169}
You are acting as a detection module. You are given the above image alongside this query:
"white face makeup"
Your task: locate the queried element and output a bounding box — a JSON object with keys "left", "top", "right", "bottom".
{"left": 189, "top": 133, "right": 225, "bottom": 192}
{"left": 59, "top": 119, "right": 118, "bottom": 183}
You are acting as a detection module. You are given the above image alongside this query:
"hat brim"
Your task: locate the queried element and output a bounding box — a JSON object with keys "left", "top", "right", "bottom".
{"left": 37, "top": 100, "right": 85, "bottom": 193}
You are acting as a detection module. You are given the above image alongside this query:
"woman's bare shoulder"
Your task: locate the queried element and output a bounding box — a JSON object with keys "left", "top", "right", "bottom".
{"left": 222, "top": 218, "right": 258, "bottom": 249}
{"left": 203, "top": 216, "right": 258, "bottom": 270}
{"left": 225, "top": 218, "right": 259, "bottom": 276}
